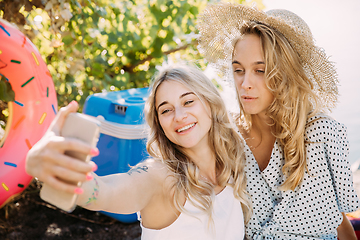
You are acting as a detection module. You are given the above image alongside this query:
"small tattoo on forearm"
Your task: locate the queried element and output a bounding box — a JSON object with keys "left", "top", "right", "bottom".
{"left": 127, "top": 166, "right": 148, "bottom": 175}
{"left": 85, "top": 177, "right": 99, "bottom": 206}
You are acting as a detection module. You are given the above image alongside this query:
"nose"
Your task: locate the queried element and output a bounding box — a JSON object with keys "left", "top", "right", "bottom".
{"left": 241, "top": 73, "right": 253, "bottom": 90}
{"left": 174, "top": 107, "right": 187, "bottom": 122}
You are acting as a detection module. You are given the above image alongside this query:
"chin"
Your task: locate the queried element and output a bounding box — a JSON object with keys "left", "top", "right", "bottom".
{"left": 178, "top": 141, "right": 199, "bottom": 150}
{"left": 243, "top": 109, "right": 258, "bottom": 115}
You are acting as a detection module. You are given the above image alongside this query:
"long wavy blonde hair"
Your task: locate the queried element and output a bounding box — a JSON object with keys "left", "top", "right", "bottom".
{"left": 233, "top": 22, "right": 322, "bottom": 191}
{"left": 144, "top": 64, "right": 252, "bottom": 222}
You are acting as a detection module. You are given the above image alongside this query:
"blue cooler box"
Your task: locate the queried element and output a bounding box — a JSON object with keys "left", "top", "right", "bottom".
{"left": 83, "top": 87, "right": 150, "bottom": 223}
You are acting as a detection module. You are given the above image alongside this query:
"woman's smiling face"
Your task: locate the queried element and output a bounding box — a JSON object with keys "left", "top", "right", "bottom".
{"left": 155, "top": 80, "right": 212, "bottom": 151}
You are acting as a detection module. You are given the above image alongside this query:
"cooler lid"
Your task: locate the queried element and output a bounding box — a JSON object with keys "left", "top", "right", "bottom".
{"left": 83, "top": 87, "right": 150, "bottom": 125}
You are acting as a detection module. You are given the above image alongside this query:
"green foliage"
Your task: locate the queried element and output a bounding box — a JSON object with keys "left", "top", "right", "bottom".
{"left": 1, "top": 0, "right": 248, "bottom": 110}
{"left": 0, "top": 75, "right": 14, "bottom": 130}
{"left": 33, "top": 0, "right": 208, "bottom": 109}
{"left": 0, "top": 75, "right": 14, "bottom": 103}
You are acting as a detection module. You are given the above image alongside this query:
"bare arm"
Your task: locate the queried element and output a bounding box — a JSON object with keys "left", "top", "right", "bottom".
{"left": 77, "top": 160, "right": 168, "bottom": 214}
{"left": 25, "top": 101, "right": 168, "bottom": 215}
{"left": 337, "top": 212, "right": 357, "bottom": 240}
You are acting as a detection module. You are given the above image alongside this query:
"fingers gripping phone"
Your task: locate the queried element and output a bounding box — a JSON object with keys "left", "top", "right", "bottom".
{"left": 40, "top": 113, "right": 101, "bottom": 212}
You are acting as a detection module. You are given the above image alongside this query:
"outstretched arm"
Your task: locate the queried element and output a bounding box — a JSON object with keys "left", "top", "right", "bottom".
{"left": 77, "top": 160, "right": 167, "bottom": 214}
{"left": 25, "top": 101, "right": 167, "bottom": 214}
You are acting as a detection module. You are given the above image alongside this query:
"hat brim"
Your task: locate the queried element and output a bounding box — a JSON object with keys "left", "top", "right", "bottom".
{"left": 197, "top": 3, "right": 339, "bottom": 110}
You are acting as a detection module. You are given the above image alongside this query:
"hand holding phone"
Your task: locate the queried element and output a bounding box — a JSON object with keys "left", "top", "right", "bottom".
{"left": 40, "top": 113, "right": 100, "bottom": 212}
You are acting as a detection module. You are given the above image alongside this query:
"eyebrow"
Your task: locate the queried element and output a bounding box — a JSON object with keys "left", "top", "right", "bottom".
{"left": 232, "top": 60, "right": 265, "bottom": 66}
{"left": 156, "top": 92, "right": 195, "bottom": 111}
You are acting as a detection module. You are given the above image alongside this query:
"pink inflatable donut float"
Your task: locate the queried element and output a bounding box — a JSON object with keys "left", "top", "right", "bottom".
{"left": 0, "top": 19, "right": 57, "bottom": 208}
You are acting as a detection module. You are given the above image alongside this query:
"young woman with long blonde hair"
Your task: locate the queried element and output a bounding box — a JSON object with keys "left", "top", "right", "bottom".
{"left": 198, "top": 3, "right": 359, "bottom": 239}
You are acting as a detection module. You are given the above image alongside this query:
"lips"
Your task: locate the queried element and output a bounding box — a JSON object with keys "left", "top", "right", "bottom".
{"left": 176, "top": 123, "right": 196, "bottom": 133}
{"left": 241, "top": 95, "right": 257, "bottom": 100}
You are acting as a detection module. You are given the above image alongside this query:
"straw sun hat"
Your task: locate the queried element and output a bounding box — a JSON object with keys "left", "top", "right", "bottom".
{"left": 197, "top": 2, "right": 339, "bottom": 110}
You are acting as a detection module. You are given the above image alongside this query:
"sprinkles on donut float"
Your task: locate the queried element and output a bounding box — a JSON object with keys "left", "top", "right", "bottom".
{"left": 0, "top": 19, "right": 57, "bottom": 208}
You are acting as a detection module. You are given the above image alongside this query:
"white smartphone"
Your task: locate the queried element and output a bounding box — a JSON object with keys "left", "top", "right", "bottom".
{"left": 40, "top": 113, "right": 101, "bottom": 212}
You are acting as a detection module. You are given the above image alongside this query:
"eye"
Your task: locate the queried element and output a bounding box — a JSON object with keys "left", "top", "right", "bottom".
{"left": 161, "top": 109, "right": 170, "bottom": 114}
{"left": 234, "top": 68, "right": 244, "bottom": 73}
{"left": 256, "top": 69, "right": 265, "bottom": 73}
{"left": 158, "top": 107, "right": 172, "bottom": 115}
{"left": 184, "top": 100, "right": 194, "bottom": 106}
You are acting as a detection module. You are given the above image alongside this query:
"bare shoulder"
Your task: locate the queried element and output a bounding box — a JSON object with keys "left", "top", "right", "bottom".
{"left": 138, "top": 159, "right": 183, "bottom": 229}
{"left": 129, "top": 158, "right": 175, "bottom": 186}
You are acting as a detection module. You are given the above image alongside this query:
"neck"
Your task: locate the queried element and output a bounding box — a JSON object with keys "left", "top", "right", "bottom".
{"left": 184, "top": 145, "right": 217, "bottom": 185}
{"left": 239, "top": 113, "right": 275, "bottom": 152}
{"left": 252, "top": 113, "right": 273, "bottom": 129}
{"left": 250, "top": 113, "right": 273, "bottom": 134}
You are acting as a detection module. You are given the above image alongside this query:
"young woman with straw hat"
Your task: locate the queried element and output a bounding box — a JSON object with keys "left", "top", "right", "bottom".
{"left": 25, "top": 65, "right": 252, "bottom": 239}
{"left": 198, "top": 3, "right": 360, "bottom": 239}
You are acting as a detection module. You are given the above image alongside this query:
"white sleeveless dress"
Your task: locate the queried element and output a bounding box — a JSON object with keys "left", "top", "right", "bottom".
{"left": 138, "top": 185, "right": 245, "bottom": 240}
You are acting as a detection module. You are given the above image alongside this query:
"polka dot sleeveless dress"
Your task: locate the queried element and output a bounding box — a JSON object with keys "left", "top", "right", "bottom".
{"left": 241, "top": 114, "right": 360, "bottom": 240}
